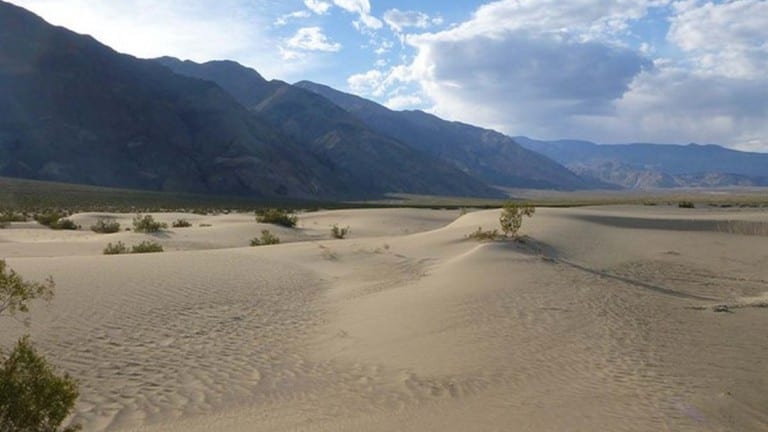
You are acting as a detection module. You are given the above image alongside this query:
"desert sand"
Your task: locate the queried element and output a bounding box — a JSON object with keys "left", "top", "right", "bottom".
{"left": 1, "top": 206, "right": 767, "bottom": 431}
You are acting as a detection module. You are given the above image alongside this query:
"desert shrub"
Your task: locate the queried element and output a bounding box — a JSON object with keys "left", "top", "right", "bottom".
{"left": 34, "top": 211, "right": 68, "bottom": 228}
{"left": 132, "top": 214, "right": 167, "bottom": 233}
{"left": 49, "top": 219, "right": 78, "bottom": 230}
{"left": 0, "top": 211, "right": 26, "bottom": 224}
{"left": 330, "top": 224, "right": 349, "bottom": 239}
{"left": 678, "top": 201, "right": 695, "bottom": 209}
{"left": 250, "top": 230, "right": 280, "bottom": 246}
{"left": 0, "top": 261, "right": 78, "bottom": 432}
{"left": 0, "top": 260, "right": 55, "bottom": 319}
{"left": 35, "top": 211, "right": 79, "bottom": 230}
{"left": 171, "top": 219, "right": 192, "bottom": 228}
{"left": 0, "top": 221, "right": 6, "bottom": 229}
{"left": 255, "top": 208, "right": 297, "bottom": 228}
{"left": 103, "top": 241, "right": 128, "bottom": 255}
{"left": 466, "top": 227, "right": 499, "bottom": 241}
{"left": 199, "top": 223, "right": 212, "bottom": 227}
{"left": 0, "top": 336, "right": 80, "bottom": 432}
{"left": 499, "top": 203, "right": 536, "bottom": 238}
{"left": 131, "top": 241, "right": 164, "bottom": 254}
{"left": 90, "top": 217, "right": 120, "bottom": 234}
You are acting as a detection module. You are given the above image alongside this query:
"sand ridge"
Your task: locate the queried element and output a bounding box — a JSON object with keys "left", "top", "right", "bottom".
{"left": 1, "top": 206, "right": 767, "bottom": 431}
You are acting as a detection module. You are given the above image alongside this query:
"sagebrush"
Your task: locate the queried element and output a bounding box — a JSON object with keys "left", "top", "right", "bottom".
{"left": 91, "top": 217, "right": 120, "bottom": 233}
{"left": 256, "top": 209, "right": 297, "bottom": 228}
{"left": 250, "top": 230, "right": 280, "bottom": 246}
{"left": 330, "top": 224, "right": 349, "bottom": 239}
{"left": 499, "top": 203, "right": 535, "bottom": 238}
{"left": 132, "top": 214, "right": 167, "bottom": 233}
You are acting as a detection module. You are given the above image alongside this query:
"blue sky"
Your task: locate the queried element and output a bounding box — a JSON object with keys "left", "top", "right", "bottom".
{"left": 10, "top": 0, "right": 768, "bottom": 151}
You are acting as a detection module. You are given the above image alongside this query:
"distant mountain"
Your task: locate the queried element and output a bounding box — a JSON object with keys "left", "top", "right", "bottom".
{"left": 294, "top": 81, "right": 602, "bottom": 190}
{"left": 156, "top": 57, "right": 503, "bottom": 198}
{"left": 0, "top": 0, "right": 340, "bottom": 198}
{"left": 515, "top": 137, "right": 768, "bottom": 189}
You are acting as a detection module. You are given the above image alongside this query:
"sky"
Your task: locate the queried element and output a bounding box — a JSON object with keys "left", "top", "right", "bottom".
{"left": 10, "top": 0, "right": 768, "bottom": 151}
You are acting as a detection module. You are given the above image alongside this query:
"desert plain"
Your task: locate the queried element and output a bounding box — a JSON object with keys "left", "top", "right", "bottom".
{"left": 1, "top": 205, "right": 767, "bottom": 431}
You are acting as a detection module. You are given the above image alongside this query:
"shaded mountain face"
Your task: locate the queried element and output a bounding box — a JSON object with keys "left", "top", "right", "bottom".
{"left": 156, "top": 57, "right": 503, "bottom": 198}
{"left": 515, "top": 137, "right": 768, "bottom": 189}
{"left": 294, "top": 81, "right": 602, "bottom": 190}
{"left": 0, "top": 1, "right": 340, "bottom": 198}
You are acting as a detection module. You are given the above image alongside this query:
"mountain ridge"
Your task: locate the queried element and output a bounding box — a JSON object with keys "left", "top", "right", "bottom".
{"left": 293, "top": 81, "right": 605, "bottom": 191}
{"left": 515, "top": 136, "right": 768, "bottom": 189}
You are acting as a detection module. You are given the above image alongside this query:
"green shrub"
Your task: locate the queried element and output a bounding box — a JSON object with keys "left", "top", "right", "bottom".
{"left": 678, "top": 201, "right": 695, "bottom": 209}
{"left": 0, "top": 261, "right": 78, "bottom": 432}
{"left": 330, "top": 224, "right": 350, "bottom": 239}
{"left": 499, "top": 203, "right": 535, "bottom": 238}
{"left": 50, "top": 219, "right": 78, "bottom": 230}
{"left": 0, "top": 336, "right": 80, "bottom": 432}
{"left": 132, "top": 214, "right": 167, "bottom": 233}
{"left": 250, "top": 230, "right": 280, "bottom": 246}
{"left": 255, "top": 208, "right": 297, "bottom": 228}
{"left": 34, "top": 211, "right": 69, "bottom": 228}
{"left": 103, "top": 241, "right": 128, "bottom": 255}
{"left": 466, "top": 227, "right": 499, "bottom": 241}
{"left": 0, "top": 260, "right": 55, "bottom": 318}
{"left": 90, "top": 217, "right": 120, "bottom": 233}
{"left": 171, "top": 219, "right": 192, "bottom": 228}
{"left": 0, "top": 211, "right": 27, "bottom": 224}
{"left": 131, "top": 241, "right": 164, "bottom": 254}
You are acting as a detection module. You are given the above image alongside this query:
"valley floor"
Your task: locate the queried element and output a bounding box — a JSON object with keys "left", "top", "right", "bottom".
{"left": 1, "top": 206, "right": 767, "bottom": 431}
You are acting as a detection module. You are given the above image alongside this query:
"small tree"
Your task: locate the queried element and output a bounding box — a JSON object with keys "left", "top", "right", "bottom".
{"left": 499, "top": 203, "right": 535, "bottom": 238}
{"left": 0, "top": 337, "right": 81, "bottom": 432}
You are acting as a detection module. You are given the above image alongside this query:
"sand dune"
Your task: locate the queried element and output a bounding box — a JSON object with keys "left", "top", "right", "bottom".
{"left": 1, "top": 206, "right": 766, "bottom": 431}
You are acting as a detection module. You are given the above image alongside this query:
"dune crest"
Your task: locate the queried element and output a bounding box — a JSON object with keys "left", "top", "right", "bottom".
{"left": 1, "top": 206, "right": 766, "bottom": 431}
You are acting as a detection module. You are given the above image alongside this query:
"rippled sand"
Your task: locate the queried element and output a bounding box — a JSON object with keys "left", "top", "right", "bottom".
{"left": 1, "top": 206, "right": 766, "bottom": 431}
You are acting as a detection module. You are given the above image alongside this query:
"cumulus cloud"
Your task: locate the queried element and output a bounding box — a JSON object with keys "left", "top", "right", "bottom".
{"left": 274, "top": 10, "right": 311, "bottom": 27}
{"left": 668, "top": 0, "right": 768, "bottom": 78}
{"left": 304, "top": 0, "right": 332, "bottom": 15}
{"left": 332, "top": 0, "right": 382, "bottom": 29}
{"left": 355, "top": 0, "right": 767, "bottom": 149}
{"left": 286, "top": 27, "right": 342, "bottom": 52}
{"left": 383, "top": 9, "right": 432, "bottom": 32}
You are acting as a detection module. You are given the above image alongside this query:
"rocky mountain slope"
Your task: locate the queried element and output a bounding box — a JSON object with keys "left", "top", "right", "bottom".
{"left": 515, "top": 137, "right": 768, "bottom": 189}
{"left": 156, "top": 57, "right": 502, "bottom": 198}
{"left": 294, "top": 81, "right": 602, "bottom": 190}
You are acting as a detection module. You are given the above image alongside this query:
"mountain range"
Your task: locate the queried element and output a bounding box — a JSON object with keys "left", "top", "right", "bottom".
{"left": 516, "top": 137, "right": 768, "bottom": 189}
{"left": 1, "top": 0, "right": 766, "bottom": 200}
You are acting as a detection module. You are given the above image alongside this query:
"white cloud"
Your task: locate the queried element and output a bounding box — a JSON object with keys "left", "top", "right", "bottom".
{"left": 286, "top": 27, "right": 342, "bottom": 52}
{"left": 668, "top": 0, "right": 768, "bottom": 78}
{"left": 348, "top": 69, "right": 386, "bottom": 96}
{"left": 332, "top": 0, "right": 370, "bottom": 14}
{"left": 383, "top": 9, "right": 432, "bottom": 32}
{"left": 8, "top": 0, "right": 309, "bottom": 79}
{"left": 274, "top": 10, "right": 311, "bottom": 27}
{"left": 304, "top": 0, "right": 331, "bottom": 15}
{"left": 369, "top": 0, "right": 768, "bottom": 149}
{"left": 385, "top": 94, "right": 424, "bottom": 110}
{"left": 332, "top": 0, "right": 382, "bottom": 30}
